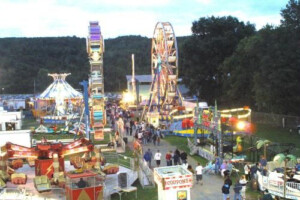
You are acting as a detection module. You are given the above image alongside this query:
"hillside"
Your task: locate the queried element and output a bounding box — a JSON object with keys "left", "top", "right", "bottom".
{"left": 0, "top": 35, "right": 188, "bottom": 93}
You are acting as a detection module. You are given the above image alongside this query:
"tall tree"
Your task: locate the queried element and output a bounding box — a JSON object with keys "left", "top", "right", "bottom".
{"left": 281, "top": 0, "right": 300, "bottom": 30}
{"left": 181, "top": 16, "right": 255, "bottom": 103}
{"left": 221, "top": 35, "right": 261, "bottom": 107}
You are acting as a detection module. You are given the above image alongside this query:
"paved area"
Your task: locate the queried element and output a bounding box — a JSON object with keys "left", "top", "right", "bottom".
{"left": 125, "top": 134, "right": 236, "bottom": 200}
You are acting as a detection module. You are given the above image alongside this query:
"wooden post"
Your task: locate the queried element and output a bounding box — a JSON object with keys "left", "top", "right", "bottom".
{"left": 284, "top": 159, "right": 287, "bottom": 198}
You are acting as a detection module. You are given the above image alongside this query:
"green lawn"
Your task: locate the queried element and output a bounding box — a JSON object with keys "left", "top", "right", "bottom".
{"left": 111, "top": 181, "right": 157, "bottom": 200}
{"left": 255, "top": 123, "right": 300, "bottom": 148}
{"left": 32, "top": 132, "right": 74, "bottom": 140}
{"left": 22, "top": 117, "right": 40, "bottom": 130}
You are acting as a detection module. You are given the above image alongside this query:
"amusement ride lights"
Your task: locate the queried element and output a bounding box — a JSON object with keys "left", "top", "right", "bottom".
{"left": 87, "top": 21, "right": 106, "bottom": 140}
{"left": 142, "top": 22, "right": 183, "bottom": 125}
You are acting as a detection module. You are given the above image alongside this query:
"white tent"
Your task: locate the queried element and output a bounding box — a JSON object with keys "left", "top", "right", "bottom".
{"left": 36, "top": 73, "right": 82, "bottom": 116}
{"left": 38, "top": 73, "right": 82, "bottom": 99}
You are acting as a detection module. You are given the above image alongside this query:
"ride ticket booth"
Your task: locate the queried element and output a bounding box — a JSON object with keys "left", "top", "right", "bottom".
{"left": 154, "top": 166, "right": 193, "bottom": 200}
{"left": 65, "top": 170, "right": 104, "bottom": 200}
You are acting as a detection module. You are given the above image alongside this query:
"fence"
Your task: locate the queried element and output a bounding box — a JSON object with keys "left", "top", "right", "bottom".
{"left": 103, "top": 152, "right": 134, "bottom": 170}
{"left": 0, "top": 187, "right": 66, "bottom": 200}
{"left": 187, "top": 138, "right": 215, "bottom": 161}
{"left": 259, "top": 174, "right": 300, "bottom": 199}
{"left": 138, "top": 157, "right": 155, "bottom": 188}
{"left": 252, "top": 112, "right": 300, "bottom": 129}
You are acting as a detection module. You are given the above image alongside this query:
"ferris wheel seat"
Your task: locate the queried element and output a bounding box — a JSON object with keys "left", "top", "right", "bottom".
{"left": 168, "top": 56, "right": 177, "bottom": 62}
{"left": 168, "top": 92, "right": 176, "bottom": 97}
{"left": 167, "top": 40, "right": 174, "bottom": 46}
{"left": 90, "top": 35, "right": 101, "bottom": 41}
{"left": 168, "top": 75, "right": 177, "bottom": 80}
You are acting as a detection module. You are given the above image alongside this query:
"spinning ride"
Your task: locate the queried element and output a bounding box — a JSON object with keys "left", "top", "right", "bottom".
{"left": 142, "top": 22, "right": 182, "bottom": 126}
{"left": 87, "top": 21, "right": 106, "bottom": 140}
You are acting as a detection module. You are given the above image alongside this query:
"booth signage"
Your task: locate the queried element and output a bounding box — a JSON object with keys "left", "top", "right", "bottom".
{"left": 163, "top": 175, "right": 192, "bottom": 190}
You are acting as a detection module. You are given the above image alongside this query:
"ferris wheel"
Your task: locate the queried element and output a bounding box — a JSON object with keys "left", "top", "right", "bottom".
{"left": 150, "top": 22, "right": 182, "bottom": 112}
{"left": 142, "top": 22, "right": 182, "bottom": 123}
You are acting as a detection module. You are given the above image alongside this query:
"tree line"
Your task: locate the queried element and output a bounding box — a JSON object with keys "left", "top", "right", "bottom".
{"left": 0, "top": 0, "right": 299, "bottom": 115}
{"left": 181, "top": 0, "right": 300, "bottom": 115}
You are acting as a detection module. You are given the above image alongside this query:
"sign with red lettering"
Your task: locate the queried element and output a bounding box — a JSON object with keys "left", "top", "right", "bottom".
{"left": 163, "top": 175, "right": 193, "bottom": 190}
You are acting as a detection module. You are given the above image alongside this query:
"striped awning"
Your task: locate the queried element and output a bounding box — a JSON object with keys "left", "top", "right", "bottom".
{"left": 37, "top": 77, "right": 82, "bottom": 99}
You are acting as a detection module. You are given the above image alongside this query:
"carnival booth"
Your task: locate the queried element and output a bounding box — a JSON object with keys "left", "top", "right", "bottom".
{"left": 154, "top": 166, "right": 193, "bottom": 200}
{"left": 65, "top": 170, "right": 104, "bottom": 200}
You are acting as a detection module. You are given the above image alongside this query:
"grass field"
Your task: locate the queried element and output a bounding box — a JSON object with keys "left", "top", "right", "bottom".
{"left": 255, "top": 123, "right": 300, "bottom": 148}
{"left": 111, "top": 181, "right": 157, "bottom": 200}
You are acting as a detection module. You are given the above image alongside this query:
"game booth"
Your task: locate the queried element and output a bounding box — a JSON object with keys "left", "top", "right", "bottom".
{"left": 154, "top": 166, "right": 193, "bottom": 200}
{"left": 65, "top": 170, "right": 104, "bottom": 200}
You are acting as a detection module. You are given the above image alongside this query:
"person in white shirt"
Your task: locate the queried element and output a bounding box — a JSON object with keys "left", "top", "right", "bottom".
{"left": 154, "top": 150, "right": 162, "bottom": 167}
{"left": 195, "top": 162, "right": 203, "bottom": 185}
{"left": 239, "top": 175, "right": 247, "bottom": 199}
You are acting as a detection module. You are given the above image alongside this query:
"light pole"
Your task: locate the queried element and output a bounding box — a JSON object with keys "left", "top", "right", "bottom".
{"left": 194, "top": 100, "right": 199, "bottom": 146}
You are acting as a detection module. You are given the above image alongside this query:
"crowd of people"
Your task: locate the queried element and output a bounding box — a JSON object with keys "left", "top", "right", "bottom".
{"left": 105, "top": 104, "right": 286, "bottom": 200}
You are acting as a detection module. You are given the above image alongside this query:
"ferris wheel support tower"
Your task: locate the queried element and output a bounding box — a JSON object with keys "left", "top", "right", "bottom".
{"left": 86, "top": 21, "right": 106, "bottom": 141}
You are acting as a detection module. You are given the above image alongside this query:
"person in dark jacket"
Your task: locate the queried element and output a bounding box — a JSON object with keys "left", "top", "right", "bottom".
{"left": 250, "top": 163, "right": 259, "bottom": 179}
{"left": 174, "top": 149, "right": 181, "bottom": 165}
{"left": 77, "top": 178, "right": 87, "bottom": 188}
{"left": 262, "top": 189, "right": 273, "bottom": 200}
{"left": 180, "top": 151, "right": 188, "bottom": 164}
{"left": 222, "top": 175, "right": 232, "bottom": 200}
{"left": 143, "top": 149, "right": 153, "bottom": 167}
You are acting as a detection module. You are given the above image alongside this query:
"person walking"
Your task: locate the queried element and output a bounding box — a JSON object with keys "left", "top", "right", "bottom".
{"left": 244, "top": 162, "right": 250, "bottom": 181}
{"left": 143, "top": 149, "right": 153, "bottom": 168}
{"left": 222, "top": 175, "right": 232, "bottom": 200}
{"left": 152, "top": 133, "right": 157, "bottom": 146}
{"left": 154, "top": 150, "right": 162, "bottom": 167}
{"left": 233, "top": 181, "right": 243, "bottom": 200}
{"left": 125, "top": 120, "right": 130, "bottom": 136}
{"left": 165, "top": 151, "right": 172, "bottom": 166}
{"left": 239, "top": 175, "right": 247, "bottom": 200}
{"left": 215, "top": 155, "right": 221, "bottom": 174}
{"left": 174, "top": 149, "right": 181, "bottom": 165}
{"left": 180, "top": 151, "right": 188, "bottom": 164}
{"left": 250, "top": 163, "right": 259, "bottom": 179}
{"left": 129, "top": 119, "right": 134, "bottom": 136}
{"left": 195, "top": 162, "right": 203, "bottom": 185}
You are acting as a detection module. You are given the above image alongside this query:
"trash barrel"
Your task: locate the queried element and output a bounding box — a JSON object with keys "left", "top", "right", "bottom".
{"left": 251, "top": 179, "right": 258, "bottom": 191}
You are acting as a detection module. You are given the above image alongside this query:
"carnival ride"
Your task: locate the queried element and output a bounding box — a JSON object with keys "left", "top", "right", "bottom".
{"left": 33, "top": 73, "right": 83, "bottom": 120}
{"left": 87, "top": 21, "right": 106, "bottom": 141}
{"left": 141, "top": 22, "right": 183, "bottom": 127}
{"left": 257, "top": 156, "right": 300, "bottom": 199}
{"left": 171, "top": 106, "right": 252, "bottom": 138}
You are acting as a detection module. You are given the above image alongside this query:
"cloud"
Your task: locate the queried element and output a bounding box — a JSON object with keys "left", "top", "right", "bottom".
{"left": 0, "top": 0, "right": 286, "bottom": 38}
{"left": 213, "top": 10, "right": 282, "bottom": 29}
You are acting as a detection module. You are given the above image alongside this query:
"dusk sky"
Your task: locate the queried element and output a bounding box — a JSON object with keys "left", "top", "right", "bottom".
{"left": 0, "top": 0, "right": 289, "bottom": 39}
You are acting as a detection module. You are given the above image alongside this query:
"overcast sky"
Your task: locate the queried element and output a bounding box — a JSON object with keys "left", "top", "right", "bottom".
{"left": 0, "top": 0, "right": 289, "bottom": 39}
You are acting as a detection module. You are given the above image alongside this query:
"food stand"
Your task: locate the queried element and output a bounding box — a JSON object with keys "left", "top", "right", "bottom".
{"left": 65, "top": 170, "right": 104, "bottom": 200}
{"left": 154, "top": 166, "right": 193, "bottom": 200}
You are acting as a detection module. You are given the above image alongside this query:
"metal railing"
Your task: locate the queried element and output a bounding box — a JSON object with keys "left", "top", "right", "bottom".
{"left": 103, "top": 152, "right": 134, "bottom": 170}
{"left": 138, "top": 157, "right": 155, "bottom": 188}
{"left": 0, "top": 187, "right": 66, "bottom": 200}
{"left": 187, "top": 138, "right": 215, "bottom": 161}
